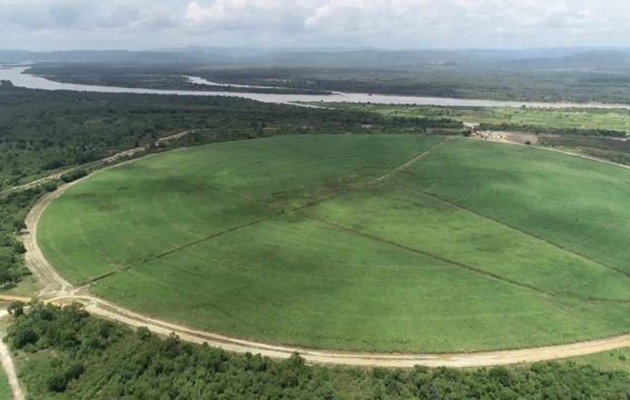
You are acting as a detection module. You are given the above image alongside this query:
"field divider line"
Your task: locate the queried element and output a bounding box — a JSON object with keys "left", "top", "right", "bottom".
{"left": 374, "top": 141, "right": 444, "bottom": 183}
{"left": 310, "top": 217, "right": 630, "bottom": 305}
{"left": 309, "top": 217, "right": 554, "bottom": 297}
{"left": 81, "top": 189, "right": 353, "bottom": 287}
{"left": 413, "top": 189, "right": 630, "bottom": 283}
{"left": 79, "top": 215, "right": 278, "bottom": 287}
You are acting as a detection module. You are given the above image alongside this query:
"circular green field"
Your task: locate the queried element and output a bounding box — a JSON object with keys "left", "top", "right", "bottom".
{"left": 38, "top": 135, "right": 630, "bottom": 353}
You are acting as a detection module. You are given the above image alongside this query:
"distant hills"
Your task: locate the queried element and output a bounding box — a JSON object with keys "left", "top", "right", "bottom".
{"left": 2, "top": 47, "right": 630, "bottom": 71}
{"left": 0, "top": 49, "right": 208, "bottom": 64}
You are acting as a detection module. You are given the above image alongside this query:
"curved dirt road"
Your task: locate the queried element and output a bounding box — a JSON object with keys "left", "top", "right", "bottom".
{"left": 39, "top": 294, "right": 630, "bottom": 368}
{"left": 0, "top": 129, "right": 192, "bottom": 197}
{"left": 16, "top": 137, "right": 630, "bottom": 368}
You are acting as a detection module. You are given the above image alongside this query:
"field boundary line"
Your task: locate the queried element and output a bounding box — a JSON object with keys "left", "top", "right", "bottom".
{"left": 413, "top": 189, "right": 630, "bottom": 284}
{"left": 312, "top": 217, "right": 630, "bottom": 304}
{"left": 375, "top": 141, "right": 444, "bottom": 183}
{"left": 80, "top": 215, "right": 278, "bottom": 287}
{"left": 310, "top": 218, "right": 554, "bottom": 297}
{"left": 82, "top": 188, "right": 356, "bottom": 287}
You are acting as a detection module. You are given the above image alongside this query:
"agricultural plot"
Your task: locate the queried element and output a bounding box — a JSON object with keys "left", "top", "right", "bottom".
{"left": 320, "top": 103, "right": 630, "bottom": 133}
{"left": 38, "top": 135, "right": 630, "bottom": 353}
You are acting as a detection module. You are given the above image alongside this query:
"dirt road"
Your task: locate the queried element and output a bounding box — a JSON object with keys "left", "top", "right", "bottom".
{"left": 14, "top": 135, "right": 630, "bottom": 368}
{"left": 474, "top": 129, "right": 630, "bottom": 171}
{"left": 39, "top": 293, "right": 630, "bottom": 368}
{"left": 23, "top": 187, "right": 75, "bottom": 295}
{"left": 0, "top": 311, "right": 24, "bottom": 400}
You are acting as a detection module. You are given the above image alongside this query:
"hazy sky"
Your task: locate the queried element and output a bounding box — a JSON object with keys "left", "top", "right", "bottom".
{"left": 0, "top": 0, "right": 627, "bottom": 50}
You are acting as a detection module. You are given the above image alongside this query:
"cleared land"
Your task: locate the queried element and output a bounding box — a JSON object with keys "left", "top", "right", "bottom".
{"left": 320, "top": 103, "right": 630, "bottom": 133}
{"left": 38, "top": 135, "right": 630, "bottom": 353}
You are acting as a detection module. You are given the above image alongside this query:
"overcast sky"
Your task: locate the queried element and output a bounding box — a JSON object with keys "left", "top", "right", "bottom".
{"left": 1, "top": 0, "right": 627, "bottom": 51}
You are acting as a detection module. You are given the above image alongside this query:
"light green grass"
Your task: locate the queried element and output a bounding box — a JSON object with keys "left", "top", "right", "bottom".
{"left": 4, "top": 276, "right": 41, "bottom": 298}
{"left": 0, "top": 369, "right": 11, "bottom": 400}
{"left": 93, "top": 216, "right": 630, "bottom": 352}
{"left": 40, "top": 134, "right": 441, "bottom": 284}
{"left": 38, "top": 135, "right": 630, "bottom": 353}
{"left": 309, "top": 186, "right": 630, "bottom": 301}
{"left": 569, "top": 348, "right": 630, "bottom": 373}
{"left": 410, "top": 139, "right": 630, "bottom": 277}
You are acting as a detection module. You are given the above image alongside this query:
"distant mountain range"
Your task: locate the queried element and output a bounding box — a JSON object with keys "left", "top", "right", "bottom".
{"left": 2, "top": 47, "right": 630, "bottom": 70}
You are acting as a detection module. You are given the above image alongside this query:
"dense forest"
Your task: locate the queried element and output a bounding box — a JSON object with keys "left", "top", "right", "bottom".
{"left": 6, "top": 303, "right": 630, "bottom": 400}
{"left": 0, "top": 83, "right": 462, "bottom": 292}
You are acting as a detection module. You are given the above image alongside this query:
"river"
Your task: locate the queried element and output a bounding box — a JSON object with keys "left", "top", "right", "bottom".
{"left": 1, "top": 66, "right": 629, "bottom": 109}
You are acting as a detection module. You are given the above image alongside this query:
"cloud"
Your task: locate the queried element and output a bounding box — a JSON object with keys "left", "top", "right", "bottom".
{"left": 181, "top": 0, "right": 601, "bottom": 40}
{"left": 184, "top": 0, "right": 308, "bottom": 32}
{"left": 0, "top": 0, "right": 629, "bottom": 50}
{"left": 96, "top": 4, "right": 142, "bottom": 29}
{"left": 184, "top": 0, "right": 435, "bottom": 35}
{"left": 0, "top": 0, "right": 173, "bottom": 31}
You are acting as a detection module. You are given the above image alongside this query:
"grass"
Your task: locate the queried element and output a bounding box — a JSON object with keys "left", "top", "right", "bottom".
{"left": 0, "top": 370, "right": 10, "bottom": 400}
{"left": 319, "top": 103, "right": 630, "bottom": 133}
{"left": 37, "top": 135, "right": 630, "bottom": 353}
{"left": 39, "top": 135, "right": 441, "bottom": 283}
{"left": 4, "top": 276, "right": 41, "bottom": 298}
{"left": 569, "top": 348, "right": 630, "bottom": 373}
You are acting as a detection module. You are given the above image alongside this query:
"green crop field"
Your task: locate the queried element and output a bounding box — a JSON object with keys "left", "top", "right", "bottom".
{"left": 38, "top": 135, "right": 630, "bottom": 353}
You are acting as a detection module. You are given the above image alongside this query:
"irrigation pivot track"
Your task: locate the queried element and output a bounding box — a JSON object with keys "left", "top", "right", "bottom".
{"left": 14, "top": 135, "right": 630, "bottom": 368}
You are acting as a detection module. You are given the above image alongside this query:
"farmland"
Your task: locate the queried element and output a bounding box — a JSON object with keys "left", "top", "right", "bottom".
{"left": 38, "top": 135, "right": 630, "bottom": 353}
{"left": 319, "top": 103, "right": 630, "bottom": 134}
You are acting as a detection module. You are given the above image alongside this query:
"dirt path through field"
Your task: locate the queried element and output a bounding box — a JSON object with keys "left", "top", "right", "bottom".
{"left": 375, "top": 142, "right": 444, "bottom": 182}
{"left": 0, "top": 311, "right": 24, "bottom": 400}
{"left": 13, "top": 135, "right": 630, "bottom": 368}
